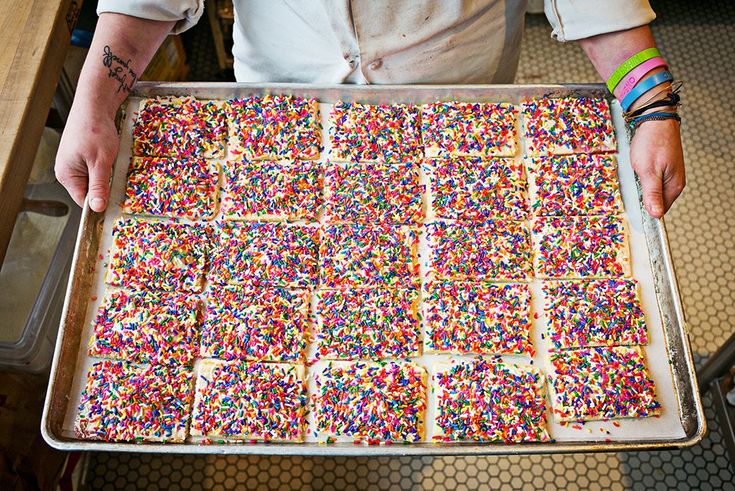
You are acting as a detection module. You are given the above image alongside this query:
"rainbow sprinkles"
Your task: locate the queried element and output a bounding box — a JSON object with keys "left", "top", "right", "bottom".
{"left": 548, "top": 346, "right": 661, "bottom": 422}
{"left": 133, "top": 96, "right": 226, "bottom": 159}
{"left": 429, "top": 158, "right": 528, "bottom": 221}
{"left": 324, "top": 160, "right": 424, "bottom": 224}
{"left": 526, "top": 153, "right": 622, "bottom": 216}
{"left": 434, "top": 359, "right": 549, "bottom": 442}
{"left": 209, "top": 221, "right": 319, "bottom": 288}
{"left": 106, "top": 218, "right": 210, "bottom": 293}
{"left": 532, "top": 215, "right": 630, "bottom": 279}
{"left": 543, "top": 279, "right": 648, "bottom": 349}
{"left": 319, "top": 223, "right": 419, "bottom": 288}
{"left": 424, "top": 282, "right": 533, "bottom": 356}
{"left": 191, "top": 360, "right": 307, "bottom": 442}
{"left": 89, "top": 289, "right": 200, "bottom": 366}
{"left": 123, "top": 156, "right": 220, "bottom": 220}
{"left": 201, "top": 286, "right": 310, "bottom": 362}
{"left": 312, "top": 361, "right": 428, "bottom": 443}
{"left": 221, "top": 160, "right": 321, "bottom": 222}
{"left": 428, "top": 220, "right": 533, "bottom": 281}
{"left": 329, "top": 102, "right": 422, "bottom": 162}
{"left": 226, "top": 95, "right": 322, "bottom": 160}
{"left": 522, "top": 96, "right": 616, "bottom": 156}
{"left": 421, "top": 101, "right": 518, "bottom": 158}
{"left": 75, "top": 360, "right": 194, "bottom": 442}
{"left": 316, "top": 287, "right": 421, "bottom": 360}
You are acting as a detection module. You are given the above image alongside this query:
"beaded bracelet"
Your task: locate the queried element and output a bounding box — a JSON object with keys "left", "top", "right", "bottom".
{"left": 620, "top": 71, "right": 673, "bottom": 111}
{"left": 629, "top": 111, "right": 681, "bottom": 131}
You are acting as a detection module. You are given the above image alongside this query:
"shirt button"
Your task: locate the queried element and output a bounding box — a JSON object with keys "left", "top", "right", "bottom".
{"left": 369, "top": 59, "right": 383, "bottom": 70}
{"left": 344, "top": 53, "right": 357, "bottom": 68}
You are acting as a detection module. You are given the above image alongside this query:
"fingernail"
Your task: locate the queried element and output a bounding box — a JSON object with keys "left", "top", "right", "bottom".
{"left": 90, "top": 198, "right": 105, "bottom": 211}
{"left": 650, "top": 203, "right": 663, "bottom": 217}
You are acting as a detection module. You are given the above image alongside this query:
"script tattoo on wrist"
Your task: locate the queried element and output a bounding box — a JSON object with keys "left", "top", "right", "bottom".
{"left": 102, "top": 45, "right": 138, "bottom": 94}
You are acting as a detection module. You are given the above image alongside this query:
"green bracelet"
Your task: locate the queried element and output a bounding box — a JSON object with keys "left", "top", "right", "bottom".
{"left": 606, "top": 48, "right": 661, "bottom": 93}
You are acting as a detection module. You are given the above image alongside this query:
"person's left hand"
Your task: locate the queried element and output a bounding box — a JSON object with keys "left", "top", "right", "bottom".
{"left": 628, "top": 118, "right": 685, "bottom": 218}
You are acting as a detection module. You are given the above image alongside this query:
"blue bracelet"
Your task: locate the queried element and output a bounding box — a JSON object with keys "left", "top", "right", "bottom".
{"left": 628, "top": 110, "right": 681, "bottom": 130}
{"left": 620, "top": 70, "right": 673, "bottom": 111}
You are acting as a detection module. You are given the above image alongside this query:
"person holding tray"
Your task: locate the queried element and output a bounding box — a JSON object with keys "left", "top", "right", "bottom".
{"left": 55, "top": 0, "right": 684, "bottom": 220}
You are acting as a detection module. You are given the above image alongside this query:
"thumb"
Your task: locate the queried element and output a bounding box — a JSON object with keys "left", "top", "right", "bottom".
{"left": 637, "top": 167, "right": 665, "bottom": 218}
{"left": 87, "top": 160, "right": 113, "bottom": 212}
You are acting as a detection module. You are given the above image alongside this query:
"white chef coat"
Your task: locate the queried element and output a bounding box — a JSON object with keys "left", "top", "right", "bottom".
{"left": 98, "top": 0, "right": 656, "bottom": 84}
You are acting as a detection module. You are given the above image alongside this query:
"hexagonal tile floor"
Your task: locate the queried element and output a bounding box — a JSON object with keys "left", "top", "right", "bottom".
{"left": 82, "top": 0, "right": 735, "bottom": 489}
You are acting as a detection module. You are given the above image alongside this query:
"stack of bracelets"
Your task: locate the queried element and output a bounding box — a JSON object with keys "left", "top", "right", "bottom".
{"left": 606, "top": 47, "right": 682, "bottom": 133}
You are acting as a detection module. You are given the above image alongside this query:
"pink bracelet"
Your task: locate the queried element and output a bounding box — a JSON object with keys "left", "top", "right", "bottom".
{"left": 613, "top": 56, "right": 669, "bottom": 100}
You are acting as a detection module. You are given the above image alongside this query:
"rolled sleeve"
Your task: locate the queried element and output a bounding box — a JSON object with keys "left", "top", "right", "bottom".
{"left": 544, "top": 0, "right": 656, "bottom": 41}
{"left": 97, "top": 0, "right": 204, "bottom": 34}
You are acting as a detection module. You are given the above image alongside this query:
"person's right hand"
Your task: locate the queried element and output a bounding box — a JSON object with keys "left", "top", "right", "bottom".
{"left": 55, "top": 104, "right": 120, "bottom": 212}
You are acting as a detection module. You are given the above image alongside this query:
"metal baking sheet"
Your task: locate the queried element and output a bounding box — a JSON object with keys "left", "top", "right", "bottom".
{"left": 42, "top": 83, "right": 705, "bottom": 455}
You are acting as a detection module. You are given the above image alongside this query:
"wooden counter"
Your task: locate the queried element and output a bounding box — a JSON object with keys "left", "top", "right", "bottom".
{"left": 0, "top": 0, "right": 80, "bottom": 265}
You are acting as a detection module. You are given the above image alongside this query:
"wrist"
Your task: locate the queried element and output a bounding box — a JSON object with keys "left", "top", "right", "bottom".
{"left": 73, "top": 51, "right": 132, "bottom": 121}
{"left": 70, "top": 88, "right": 123, "bottom": 122}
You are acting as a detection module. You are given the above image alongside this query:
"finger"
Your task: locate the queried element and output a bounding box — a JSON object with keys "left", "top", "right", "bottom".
{"left": 55, "top": 161, "right": 88, "bottom": 208}
{"left": 662, "top": 172, "right": 686, "bottom": 214}
{"left": 636, "top": 168, "right": 665, "bottom": 218}
{"left": 87, "top": 160, "right": 112, "bottom": 212}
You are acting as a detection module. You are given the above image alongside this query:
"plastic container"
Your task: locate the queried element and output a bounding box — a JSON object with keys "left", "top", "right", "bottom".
{"left": 0, "top": 185, "right": 80, "bottom": 373}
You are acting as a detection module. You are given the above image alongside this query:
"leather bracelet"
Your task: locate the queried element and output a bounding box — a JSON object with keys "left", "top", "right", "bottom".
{"left": 614, "top": 57, "right": 668, "bottom": 100}
{"left": 607, "top": 47, "right": 661, "bottom": 92}
{"left": 625, "top": 92, "right": 680, "bottom": 122}
{"left": 620, "top": 71, "right": 674, "bottom": 111}
{"left": 628, "top": 80, "right": 682, "bottom": 113}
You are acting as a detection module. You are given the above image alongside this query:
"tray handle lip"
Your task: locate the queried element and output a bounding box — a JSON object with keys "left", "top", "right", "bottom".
{"left": 635, "top": 161, "right": 705, "bottom": 444}
{"left": 41, "top": 197, "right": 95, "bottom": 450}
{"left": 130, "top": 81, "right": 608, "bottom": 90}
{"left": 129, "top": 81, "right": 612, "bottom": 101}
{"left": 34, "top": 436, "right": 710, "bottom": 455}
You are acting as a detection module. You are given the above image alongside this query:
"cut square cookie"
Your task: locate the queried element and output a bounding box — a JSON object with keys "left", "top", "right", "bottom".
{"left": 522, "top": 96, "right": 616, "bottom": 156}
{"left": 201, "top": 286, "right": 310, "bottom": 362}
{"left": 133, "top": 96, "right": 226, "bottom": 159}
{"left": 429, "top": 158, "right": 528, "bottom": 221}
{"left": 542, "top": 279, "right": 648, "bottom": 349}
{"left": 421, "top": 102, "right": 518, "bottom": 158}
{"left": 427, "top": 220, "right": 532, "bottom": 281}
{"left": 434, "top": 359, "right": 549, "bottom": 442}
{"left": 548, "top": 346, "right": 661, "bottom": 422}
{"left": 316, "top": 287, "right": 421, "bottom": 360}
{"left": 88, "top": 289, "right": 200, "bottom": 365}
{"left": 329, "top": 102, "right": 422, "bottom": 162}
{"left": 226, "top": 95, "right": 321, "bottom": 160}
{"left": 424, "top": 282, "right": 533, "bottom": 356}
{"left": 190, "top": 360, "right": 307, "bottom": 442}
{"left": 221, "top": 160, "right": 321, "bottom": 222}
{"left": 123, "top": 157, "right": 220, "bottom": 220}
{"left": 209, "top": 222, "right": 319, "bottom": 288}
{"left": 526, "top": 154, "right": 622, "bottom": 216}
{"left": 106, "top": 218, "right": 209, "bottom": 293}
{"left": 324, "top": 161, "right": 423, "bottom": 224}
{"left": 75, "top": 360, "right": 194, "bottom": 442}
{"left": 319, "top": 223, "right": 419, "bottom": 288}
{"left": 532, "top": 215, "right": 630, "bottom": 279}
{"left": 312, "top": 361, "right": 428, "bottom": 443}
